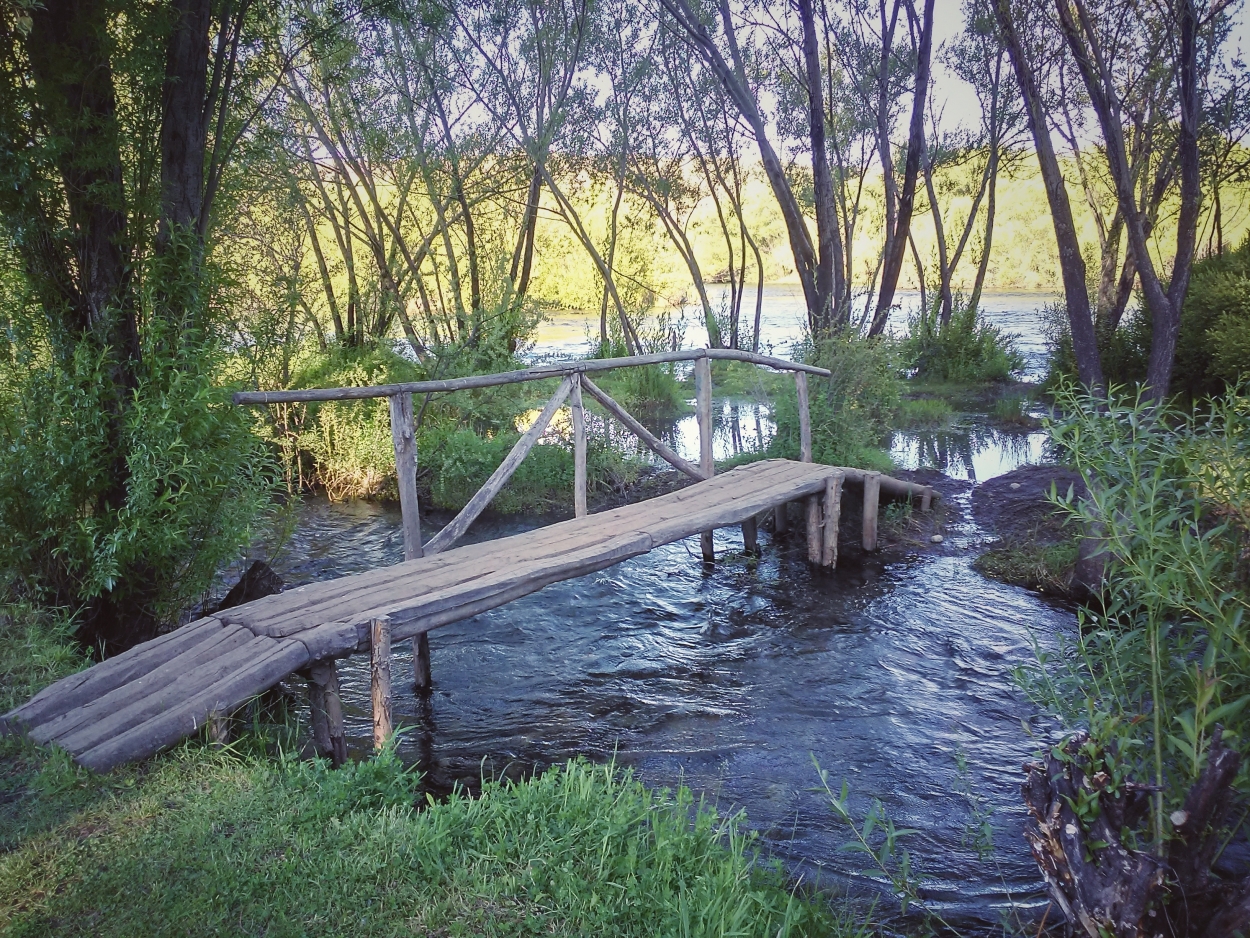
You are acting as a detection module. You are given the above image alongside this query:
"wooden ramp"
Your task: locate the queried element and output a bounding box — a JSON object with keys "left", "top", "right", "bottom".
{"left": 2, "top": 459, "right": 931, "bottom": 772}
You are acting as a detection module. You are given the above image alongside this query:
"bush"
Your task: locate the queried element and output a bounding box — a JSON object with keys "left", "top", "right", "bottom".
{"left": 902, "top": 299, "right": 1024, "bottom": 384}
{"left": 769, "top": 335, "right": 900, "bottom": 469}
{"left": 1022, "top": 385, "right": 1250, "bottom": 843}
{"left": 0, "top": 337, "right": 276, "bottom": 641}
{"left": 1174, "top": 238, "right": 1250, "bottom": 400}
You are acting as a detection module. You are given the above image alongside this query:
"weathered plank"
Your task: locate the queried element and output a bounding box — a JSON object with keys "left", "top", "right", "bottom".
{"left": 389, "top": 391, "right": 423, "bottom": 560}
{"left": 424, "top": 376, "right": 574, "bottom": 555}
{"left": 1, "top": 617, "right": 224, "bottom": 735}
{"left": 28, "top": 623, "right": 252, "bottom": 745}
{"left": 580, "top": 376, "right": 703, "bottom": 481}
{"left": 76, "top": 640, "right": 311, "bottom": 773}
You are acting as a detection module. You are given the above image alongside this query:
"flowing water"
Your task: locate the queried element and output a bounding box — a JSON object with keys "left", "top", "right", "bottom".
{"left": 263, "top": 293, "right": 1072, "bottom": 930}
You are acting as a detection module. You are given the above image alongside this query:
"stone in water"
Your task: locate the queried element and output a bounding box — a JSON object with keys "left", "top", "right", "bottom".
{"left": 930, "top": 534, "right": 944, "bottom": 544}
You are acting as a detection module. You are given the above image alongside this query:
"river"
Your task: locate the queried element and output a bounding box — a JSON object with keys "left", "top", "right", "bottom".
{"left": 261, "top": 291, "right": 1072, "bottom": 931}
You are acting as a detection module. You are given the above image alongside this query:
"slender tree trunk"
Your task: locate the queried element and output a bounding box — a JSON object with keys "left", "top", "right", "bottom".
{"left": 870, "top": 0, "right": 936, "bottom": 335}
{"left": 995, "top": 0, "right": 1104, "bottom": 391}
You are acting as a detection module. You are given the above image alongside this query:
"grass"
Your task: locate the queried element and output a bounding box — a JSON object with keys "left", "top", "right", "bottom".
{"left": 896, "top": 397, "right": 954, "bottom": 428}
{"left": 973, "top": 537, "right": 1078, "bottom": 596}
{"left": 0, "top": 607, "right": 870, "bottom": 938}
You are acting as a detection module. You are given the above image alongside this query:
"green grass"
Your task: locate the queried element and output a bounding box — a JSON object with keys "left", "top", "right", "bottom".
{"left": 0, "top": 608, "right": 870, "bottom": 938}
{"left": 896, "top": 397, "right": 955, "bottom": 428}
{"left": 973, "top": 537, "right": 1078, "bottom": 596}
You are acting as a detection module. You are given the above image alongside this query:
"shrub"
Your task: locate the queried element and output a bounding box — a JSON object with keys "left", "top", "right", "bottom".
{"left": 902, "top": 299, "right": 1024, "bottom": 384}
{"left": 1174, "top": 238, "right": 1250, "bottom": 400}
{"left": 897, "top": 396, "right": 954, "bottom": 428}
{"left": 1023, "top": 385, "right": 1250, "bottom": 844}
{"left": 769, "top": 335, "right": 900, "bottom": 469}
{"left": 0, "top": 338, "right": 276, "bottom": 640}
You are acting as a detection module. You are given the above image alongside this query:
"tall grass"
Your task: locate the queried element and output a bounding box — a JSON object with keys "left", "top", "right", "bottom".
{"left": 1021, "top": 385, "right": 1250, "bottom": 849}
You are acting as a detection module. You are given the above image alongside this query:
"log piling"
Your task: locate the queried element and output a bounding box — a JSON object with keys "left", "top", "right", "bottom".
{"left": 370, "top": 617, "right": 393, "bottom": 749}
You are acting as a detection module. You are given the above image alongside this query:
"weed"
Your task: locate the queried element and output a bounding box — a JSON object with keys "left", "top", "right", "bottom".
{"left": 898, "top": 397, "right": 955, "bottom": 428}
{"left": 973, "top": 538, "right": 1078, "bottom": 595}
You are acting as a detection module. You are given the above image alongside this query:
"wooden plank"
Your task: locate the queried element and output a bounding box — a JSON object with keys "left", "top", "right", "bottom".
{"left": 291, "top": 620, "right": 360, "bottom": 662}
{"left": 75, "top": 640, "right": 311, "bottom": 773}
{"left": 696, "top": 355, "right": 715, "bottom": 562}
{"left": 389, "top": 391, "right": 423, "bottom": 560}
{"left": 239, "top": 461, "right": 821, "bottom": 637}
{"left": 310, "top": 660, "right": 347, "bottom": 767}
{"left": 795, "top": 372, "right": 812, "bottom": 462}
{"left": 822, "top": 471, "right": 844, "bottom": 567}
{"left": 27, "top": 624, "right": 253, "bottom": 745}
{"left": 424, "top": 375, "right": 574, "bottom": 555}
{"left": 233, "top": 349, "right": 832, "bottom": 405}
{"left": 580, "top": 376, "right": 703, "bottom": 481}
{"left": 55, "top": 635, "right": 288, "bottom": 756}
{"left": 863, "top": 471, "right": 881, "bottom": 552}
{"left": 1, "top": 617, "right": 224, "bottom": 735}
{"left": 571, "top": 374, "right": 587, "bottom": 518}
{"left": 370, "top": 617, "right": 392, "bottom": 749}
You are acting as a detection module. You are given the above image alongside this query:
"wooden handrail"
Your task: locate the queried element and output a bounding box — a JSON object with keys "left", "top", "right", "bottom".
{"left": 232, "top": 348, "right": 830, "bottom": 405}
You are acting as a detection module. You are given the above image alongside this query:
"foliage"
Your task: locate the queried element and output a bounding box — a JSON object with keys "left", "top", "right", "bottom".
{"left": 1173, "top": 238, "right": 1250, "bottom": 400}
{"left": 973, "top": 538, "right": 1078, "bottom": 595}
{"left": 0, "top": 335, "right": 277, "bottom": 637}
{"left": 896, "top": 396, "right": 955, "bottom": 428}
{"left": 900, "top": 299, "right": 1024, "bottom": 384}
{"left": 1021, "top": 385, "right": 1250, "bottom": 849}
{"left": 0, "top": 748, "right": 857, "bottom": 937}
{"left": 769, "top": 335, "right": 900, "bottom": 470}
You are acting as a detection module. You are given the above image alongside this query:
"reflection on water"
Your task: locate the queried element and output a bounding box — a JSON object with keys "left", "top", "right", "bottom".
{"left": 891, "top": 422, "right": 1050, "bottom": 482}
{"left": 265, "top": 483, "right": 1071, "bottom": 931}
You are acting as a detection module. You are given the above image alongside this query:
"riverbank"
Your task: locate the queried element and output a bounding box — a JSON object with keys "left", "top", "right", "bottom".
{"left": 0, "top": 606, "right": 865, "bottom": 937}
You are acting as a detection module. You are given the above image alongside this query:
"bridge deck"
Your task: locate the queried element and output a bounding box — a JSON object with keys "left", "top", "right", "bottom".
{"left": 1, "top": 460, "right": 927, "bottom": 772}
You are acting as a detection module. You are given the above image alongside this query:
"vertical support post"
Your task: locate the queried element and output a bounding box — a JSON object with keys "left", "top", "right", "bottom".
{"left": 571, "top": 373, "right": 587, "bottom": 519}
{"left": 308, "top": 675, "right": 332, "bottom": 758}
{"left": 774, "top": 503, "right": 788, "bottom": 534}
{"left": 822, "top": 471, "right": 844, "bottom": 567}
{"left": 389, "top": 391, "right": 423, "bottom": 560}
{"left": 862, "top": 471, "right": 881, "bottom": 552}
{"left": 795, "top": 372, "right": 812, "bottom": 462}
{"left": 412, "top": 631, "right": 432, "bottom": 695}
{"left": 370, "top": 617, "right": 393, "bottom": 749}
{"left": 920, "top": 487, "right": 932, "bottom": 512}
{"left": 742, "top": 515, "right": 758, "bottom": 554}
{"left": 310, "top": 660, "right": 347, "bottom": 767}
{"left": 695, "top": 354, "right": 715, "bottom": 562}
{"left": 806, "top": 496, "right": 822, "bottom": 562}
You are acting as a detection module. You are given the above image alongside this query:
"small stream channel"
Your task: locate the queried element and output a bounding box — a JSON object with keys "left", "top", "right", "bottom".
{"left": 257, "top": 295, "right": 1073, "bottom": 930}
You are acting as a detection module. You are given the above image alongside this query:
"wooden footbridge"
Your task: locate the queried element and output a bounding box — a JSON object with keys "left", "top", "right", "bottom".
{"left": 1, "top": 350, "right": 934, "bottom": 773}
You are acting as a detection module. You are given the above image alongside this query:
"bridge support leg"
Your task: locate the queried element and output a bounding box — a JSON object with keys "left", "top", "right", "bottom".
{"left": 742, "top": 515, "right": 758, "bottom": 555}
{"left": 862, "top": 471, "right": 881, "bottom": 552}
{"left": 370, "top": 617, "right": 393, "bottom": 750}
{"left": 310, "top": 660, "right": 348, "bottom": 767}
{"left": 307, "top": 677, "right": 332, "bottom": 759}
{"left": 696, "top": 355, "right": 715, "bottom": 563}
{"left": 822, "top": 472, "right": 844, "bottom": 567}
{"left": 412, "top": 632, "right": 432, "bottom": 695}
{"left": 773, "top": 503, "right": 788, "bottom": 534}
{"left": 806, "top": 496, "right": 821, "bottom": 563}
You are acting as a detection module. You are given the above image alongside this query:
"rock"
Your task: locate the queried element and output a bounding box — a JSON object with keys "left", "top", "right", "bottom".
{"left": 214, "top": 560, "right": 284, "bottom": 612}
{"left": 930, "top": 534, "right": 944, "bottom": 544}
{"left": 1009, "top": 482, "right": 1021, "bottom": 490}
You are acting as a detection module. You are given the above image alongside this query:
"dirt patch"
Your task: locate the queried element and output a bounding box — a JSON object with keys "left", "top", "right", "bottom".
{"left": 971, "top": 464, "right": 1085, "bottom": 543}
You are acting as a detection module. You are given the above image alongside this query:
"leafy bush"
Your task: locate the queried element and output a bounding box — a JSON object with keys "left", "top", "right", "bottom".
{"left": 1023, "top": 385, "right": 1250, "bottom": 844}
{"left": 0, "top": 338, "right": 276, "bottom": 641}
{"left": 902, "top": 299, "right": 1024, "bottom": 383}
{"left": 769, "top": 335, "right": 900, "bottom": 470}
{"left": 1174, "top": 238, "right": 1250, "bottom": 400}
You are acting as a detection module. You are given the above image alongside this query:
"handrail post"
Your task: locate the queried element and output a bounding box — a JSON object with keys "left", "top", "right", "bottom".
{"left": 795, "top": 371, "right": 821, "bottom": 561}
{"left": 695, "top": 354, "right": 714, "bottom": 562}
{"left": 389, "top": 391, "right": 422, "bottom": 560}
{"left": 571, "top": 373, "right": 587, "bottom": 518}
{"left": 370, "top": 616, "right": 393, "bottom": 749}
